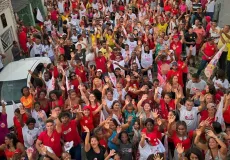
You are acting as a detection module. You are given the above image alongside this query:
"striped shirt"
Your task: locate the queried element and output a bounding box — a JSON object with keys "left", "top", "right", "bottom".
{"left": 192, "top": 2, "right": 202, "bottom": 12}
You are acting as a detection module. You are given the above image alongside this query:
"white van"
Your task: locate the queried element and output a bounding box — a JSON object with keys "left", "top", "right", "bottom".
{"left": 0, "top": 57, "right": 51, "bottom": 128}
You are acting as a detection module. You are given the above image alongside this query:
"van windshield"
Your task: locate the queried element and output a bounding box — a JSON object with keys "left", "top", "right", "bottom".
{"left": 0, "top": 79, "right": 27, "bottom": 104}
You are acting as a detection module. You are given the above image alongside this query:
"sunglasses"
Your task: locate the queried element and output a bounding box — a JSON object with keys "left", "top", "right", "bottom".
{"left": 70, "top": 75, "right": 76, "bottom": 78}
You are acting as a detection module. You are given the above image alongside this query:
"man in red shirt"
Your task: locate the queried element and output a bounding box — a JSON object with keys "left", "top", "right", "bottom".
{"left": 167, "top": 61, "right": 184, "bottom": 87}
{"left": 95, "top": 51, "right": 107, "bottom": 73}
{"left": 36, "top": 112, "right": 62, "bottom": 159}
{"left": 170, "top": 35, "right": 182, "bottom": 60}
{"left": 60, "top": 112, "right": 81, "bottom": 160}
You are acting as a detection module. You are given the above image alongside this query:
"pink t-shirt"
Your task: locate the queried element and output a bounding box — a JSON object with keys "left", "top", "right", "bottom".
{"left": 179, "top": 4, "right": 187, "bottom": 13}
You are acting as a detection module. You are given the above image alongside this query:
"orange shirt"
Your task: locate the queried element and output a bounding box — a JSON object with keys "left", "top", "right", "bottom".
{"left": 20, "top": 94, "right": 33, "bottom": 109}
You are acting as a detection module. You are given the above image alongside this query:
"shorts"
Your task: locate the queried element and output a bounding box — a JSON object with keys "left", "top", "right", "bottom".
{"left": 186, "top": 46, "right": 196, "bottom": 56}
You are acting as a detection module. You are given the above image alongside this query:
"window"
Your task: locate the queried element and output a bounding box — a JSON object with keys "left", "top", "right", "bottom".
{"left": 1, "top": 13, "right": 7, "bottom": 28}
{"left": 1, "top": 27, "right": 14, "bottom": 51}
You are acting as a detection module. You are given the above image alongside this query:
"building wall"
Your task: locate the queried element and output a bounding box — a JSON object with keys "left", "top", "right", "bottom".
{"left": 217, "top": 0, "right": 230, "bottom": 27}
{"left": 0, "top": 0, "right": 18, "bottom": 65}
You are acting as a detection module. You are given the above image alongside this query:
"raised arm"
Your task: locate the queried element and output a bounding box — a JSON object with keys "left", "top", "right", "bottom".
{"left": 84, "top": 126, "right": 91, "bottom": 152}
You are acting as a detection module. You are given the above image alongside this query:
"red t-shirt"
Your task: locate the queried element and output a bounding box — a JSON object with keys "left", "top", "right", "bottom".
{"left": 19, "top": 31, "right": 27, "bottom": 53}
{"left": 223, "top": 105, "right": 230, "bottom": 124}
{"left": 170, "top": 41, "right": 182, "bottom": 59}
{"left": 51, "top": 10, "right": 58, "bottom": 21}
{"left": 61, "top": 120, "right": 81, "bottom": 146}
{"left": 177, "top": 60, "right": 188, "bottom": 73}
{"left": 166, "top": 69, "right": 183, "bottom": 87}
{"left": 141, "top": 127, "right": 162, "bottom": 145}
{"left": 171, "top": 130, "right": 193, "bottom": 150}
{"left": 70, "top": 79, "right": 80, "bottom": 95}
{"left": 38, "top": 130, "right": 62, "bottom": 157}
{"left": 159, "top": 99, "right": 175, "bottom": 119}
{"left": 75, "top": 66, "right": 87, "bottom": 82}
{"left": 202, "top": 42, "right": 216, "bottom": 61}
{"left": 50, "top": 96, "right": 64, "bottom": 109}
{"left": 13, "top": 114, "right": 28, "bottom": 143}
{"left": 99, "top": 139, "right": 108, "bottom": 148}
{"left": 80, "top": 112, "right": 94, "bottom": 132}
{"left": 95, "top": 56, "right": 107, "bottom": 73}
{"left": 200, "top": 110, "right": 215, "bottom": 124}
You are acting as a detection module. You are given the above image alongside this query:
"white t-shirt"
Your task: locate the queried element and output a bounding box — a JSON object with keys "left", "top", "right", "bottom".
{"left": 30, "top": 43, "right": 43, "bottom": 57}
{"left": 32, "top": 110, "right": 47, "bottom": 129}
{"left": 121, "top": 49, "right": 131, "bottom": 60}
{"left": 141, "top": 51, "right": 153, "bottom": 69}
{"left": 22, "top": 126, "right": 40, "bottom": 148}
{"left": 44, "top": 20, "right": 52, "bottom": 32}
{"left": 71, "top": 34, "right": 78, "bottom": 43}
{"left": 186, "top": 79, "right": 207, "bottom": 95}
{"left": 128, "top": 13, "right": 136, "bottom": 20}
{"left": 179, "top": 105, "right": 199, "bottom": 131}
{"left": 139, "top": 140, "right": 165, "bottom": 160}
{"left": 210, "top": 27, "right": 220, "bottom": 43}
{"left": 126, "top": 40, "right": 137, "bottom": 52}
{"left": 113, "top": 88, "right": 127, "bottom": 101}
{"left": 42, "top": 45, "right": 54, "bottom": 57}
{"left": 79, "top": 9, "right": 86, "bottom": 19}
{"left": 206, "top": 1, "right": 215, "bottom": 12}
{"left": 58, "top": 1, "right": 64, "bottom": 13}
{"left": 213, "top": 77, "right": 229, "bottom": 89}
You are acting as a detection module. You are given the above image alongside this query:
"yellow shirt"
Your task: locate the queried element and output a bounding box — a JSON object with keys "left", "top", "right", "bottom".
{"left": 226, "top": 43, "right": 230, "bottom": 61}
{"left": 218, "top": 32, "right": 230, "bottom": 52}
{"left": 61, "top": 15, "right": 69, "bottom": 22}
{"left": 91, "top": 33, "right": 101, "bottom": 45}
{"left": 105, "top": 34, "right": 114, "bottom": 46}
{"left": 157, "top": 23, "right": 168, "bottom": 33}
{"left": 99, "top": 47, "right": 112, "bottom": 59}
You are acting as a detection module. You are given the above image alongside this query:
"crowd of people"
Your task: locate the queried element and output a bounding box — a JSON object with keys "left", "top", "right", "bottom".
{"left": 0, "top": 0, "right": 230, "bottom": 159}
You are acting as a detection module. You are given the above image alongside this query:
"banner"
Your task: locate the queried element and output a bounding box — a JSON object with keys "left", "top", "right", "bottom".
{"left": 215, "top": 97, "right": 226, "bottom": 130}
{"left": 108, "top": 72, "right": 116, "bottom": 87}
{"left": 204, "top": 44, "right": 226, "bottom": 78}
{"left": 36, "top": 8, "right": 44, "bottom": 22}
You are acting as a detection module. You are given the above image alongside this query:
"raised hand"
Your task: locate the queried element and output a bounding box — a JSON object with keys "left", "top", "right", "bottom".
{"left": 176, "top": 143, "right": 184, "bottom": 155}
{"left": 152, "top": 109, "right": 159, "bottom": 119}
{"left": 83, "top": 126, "right": 90, "bottom": 133}
{"left": 196, "top": 128, "right": 202, "bottom": 136}
{"left": 207, "top": 130, "right": 217, "bottom": 138}
{"left": 126, "top": 75, "right": 131, "bottom": 82}
{"left": 109, "top": 149, "right": 116, "bottom": 157}
{"left": 153, "top": 153, "right": 163, "bottom": 160}
{"left": 141, "top": 94, "right": 148, "bottom": 101}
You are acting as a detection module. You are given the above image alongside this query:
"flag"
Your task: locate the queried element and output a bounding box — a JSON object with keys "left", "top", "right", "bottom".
{"left": 66, "top": 75, "right": 70, "bottom": 91}
{"left": 204, "top": 44, "right": 226, "bottom": 78}
{"left": 99, "top": 110, "right": 105, "bottom": 124}
{"left": 36, "top": 8, "right": 44, "bottom": 22}
{"left": 157, "top": 73, "right": 166, "bottom": 87}
{"left": 108, "top": 72, "right": 116, "bottom": 87}
{"left": 12, "top": 101, "right": 19, "bottom": 111}
{"left": 147, "top": 70, "right": 153, "bottom": 82}
{"left": 215, "top": 97, "right": 226, "bottom": 130}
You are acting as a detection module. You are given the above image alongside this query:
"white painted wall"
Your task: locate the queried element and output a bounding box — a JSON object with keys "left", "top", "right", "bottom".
{"left": 0, "top": 7, "right": 18, "bottom": 65}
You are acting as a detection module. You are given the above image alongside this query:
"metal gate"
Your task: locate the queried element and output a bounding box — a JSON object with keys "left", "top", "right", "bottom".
{"left": 17, "top": 4, "right": 35, "bottom": 26}
{"left": 29, "top": 0, "right": 45, "bottom": 17}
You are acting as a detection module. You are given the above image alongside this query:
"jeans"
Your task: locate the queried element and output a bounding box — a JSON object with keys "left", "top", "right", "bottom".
{"left": 69, "top": 144, "right": 82, "bottom": 160}
{"left": 206, "top": 12, "right": 214, "bottom": 20}
{"left": 219, "top": 51, "right": 227, "bottom": 71}
{"left": 197, "top": 59, "right": 208, "bottom": 75}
